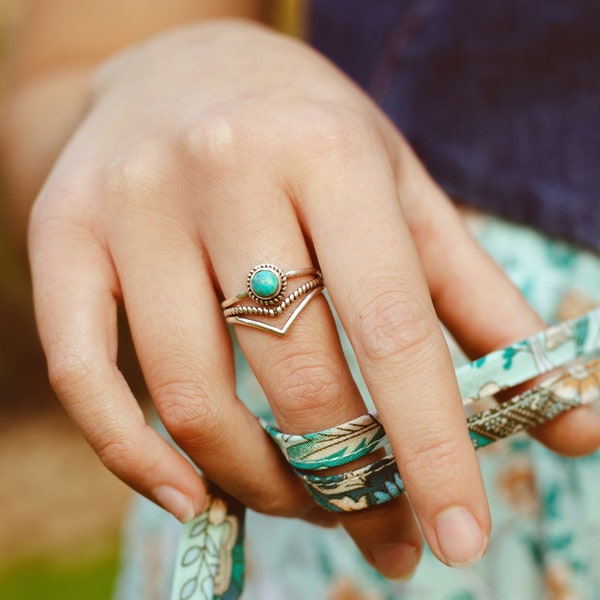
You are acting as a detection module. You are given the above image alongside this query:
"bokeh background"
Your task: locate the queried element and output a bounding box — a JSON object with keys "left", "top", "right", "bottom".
{"left": 0, "top": 2, "right": 304, "bottom": 599}
{"left": 0, "top": 4, "right": 131, "bottom": 599}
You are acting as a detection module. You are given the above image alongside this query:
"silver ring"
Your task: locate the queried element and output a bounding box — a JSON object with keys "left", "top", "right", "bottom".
{"left": 221, "top": 263, "right": 325, "bottom": 336}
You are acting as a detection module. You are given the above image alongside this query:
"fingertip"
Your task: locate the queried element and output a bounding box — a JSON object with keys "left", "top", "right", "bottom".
{"left": 433, "top": 506, "right": 488, "bottom": 568}
{"left": 532, "top": 406, "right": 600, "bottom": 457}
{"left": 341, "top": 495, "right": 424, "bottom": 580}
{"left": 365, "top": 541, "right": 421, "bottom": 581}
{"left": 153, "top": 485, "right": 202, "bottom": 524}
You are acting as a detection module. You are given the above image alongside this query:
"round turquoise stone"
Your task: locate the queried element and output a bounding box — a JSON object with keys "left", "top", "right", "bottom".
{"left": 250, "top": 269, "right": 280, "bottom": 299}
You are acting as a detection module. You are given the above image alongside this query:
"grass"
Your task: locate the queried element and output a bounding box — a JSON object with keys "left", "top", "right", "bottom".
{"left": 0, "top": 547, "right": 121, "bottom": 600}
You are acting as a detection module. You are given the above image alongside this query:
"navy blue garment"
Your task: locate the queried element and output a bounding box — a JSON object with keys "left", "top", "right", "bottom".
{"left": 309, "top": 0, "right": 600, "bottom": 251}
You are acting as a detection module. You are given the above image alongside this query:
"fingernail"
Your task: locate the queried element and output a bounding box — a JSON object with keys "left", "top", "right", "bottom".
{"left": 434, "top": 507, "right": 486, "bottom": 568}
{"left": 368, "top": 542, "right": 420, "bottom": 580}
{"left": 153, "top": 485, "right": 196, "bottom": 523}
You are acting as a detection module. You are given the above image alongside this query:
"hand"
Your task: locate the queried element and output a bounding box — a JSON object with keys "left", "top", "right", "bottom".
{"left": 28, "top": 19, "right": 600, "bottom": 578}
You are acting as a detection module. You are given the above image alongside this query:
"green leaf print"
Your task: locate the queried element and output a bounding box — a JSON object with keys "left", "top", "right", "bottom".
{"left": 543, "top": 483, "right": 561, "bottom": 519}
{"left": 547, "top": 533, "right": 574, "bottom": 552}
{"left": 502, "top": 346, "right": 518, "bottom": 370}
{"left": 573, "top": 315, "right": 589, "bottom": 356}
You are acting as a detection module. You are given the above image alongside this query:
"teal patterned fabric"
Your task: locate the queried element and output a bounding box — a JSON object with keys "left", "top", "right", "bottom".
{"left": 170, "top": 486, "right": 246, "bottom": 600}
{"left": 114, "top": 214, "right": 600, "bottom": 600}
{"left": 260, "top": 413, "right": 387, "bottom": 471}
{"left": 258, "top": 311, "right": 600, "bottom": 519}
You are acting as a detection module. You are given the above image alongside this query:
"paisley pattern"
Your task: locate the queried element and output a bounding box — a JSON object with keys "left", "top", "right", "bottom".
{"left": 296, "top": 454, "right": 404, "bottom": 513}
{"left": 456, "top": 309, "right": 600, "bottom": 404}
{"left": 263, "top": 360, "right": 596, "bottom": 516}
{"left": 115, "top": 214, "right": 600, "bottom": 600}
{"left": 260, "top": 413, "right": 387, "bottom": 470}
{"left": 466, "top": 356, "right": 600, "bottom": 448}
{"left": 170, "top": 490, "right": 245, "bottom": 600}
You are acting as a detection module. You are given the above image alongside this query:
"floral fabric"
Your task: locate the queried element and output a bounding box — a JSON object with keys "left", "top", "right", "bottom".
{"left": 115, "top": 213, "right": 600, "bottom": 600}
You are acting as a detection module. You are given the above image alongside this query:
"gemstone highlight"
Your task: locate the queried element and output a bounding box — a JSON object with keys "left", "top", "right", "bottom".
{"left": 250, "top": 269, "right": 281, "bottom": 299}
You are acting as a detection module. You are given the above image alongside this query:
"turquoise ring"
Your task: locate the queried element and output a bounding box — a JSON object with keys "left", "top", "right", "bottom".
{"left": 221, "top": 264, "right": 325, "bottom": 336}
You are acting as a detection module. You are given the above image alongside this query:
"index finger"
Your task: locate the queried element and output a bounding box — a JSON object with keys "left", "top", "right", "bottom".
{"left": 28, "top": 210, "right": 207, "bottom": 523}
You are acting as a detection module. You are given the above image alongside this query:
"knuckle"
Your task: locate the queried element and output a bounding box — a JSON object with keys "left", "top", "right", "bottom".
{"left": 400, "top": 435, "right": 464, "bottom": 480}
{"left": 29, "top": 211, "right": 95, "bottom": 251}
{"left": 95, "top": 434, "right": 139, "bottom": 477}
{"left": 46, "top": 343, "right": 98, "bottom": 395}
{"left": 298, "top": 105, "right": 370, "bottom": 159}
{"left": 179, "top": 110, "right": 245, "bottom": 173}
{"left": 270, "top": 348, "right": 344, "bottom": 417}
{"left": 104, "top": 138, "right": 176, "bottom": 197}
{"left": 353, "top": 288, "right": 437, "bottom": 364}
{"left": 155, "top": 378, "right": 221, "bottom": 446}
{"left": 30, "top": 175, "right": 98, "bottom": 237}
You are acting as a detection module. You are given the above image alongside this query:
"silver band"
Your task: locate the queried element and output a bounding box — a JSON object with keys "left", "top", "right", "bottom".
{"left": 223, "top": 276, "right": 323, "bottom": 318}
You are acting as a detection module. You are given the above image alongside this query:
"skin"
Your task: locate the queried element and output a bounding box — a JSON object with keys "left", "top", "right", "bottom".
{"left": 2, "top": 0, "right": 600, "bottom": 581}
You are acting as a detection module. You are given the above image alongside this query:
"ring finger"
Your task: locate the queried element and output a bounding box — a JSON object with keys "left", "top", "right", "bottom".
{"left": 204, "top": 180, "right": 423, "bottom": 580}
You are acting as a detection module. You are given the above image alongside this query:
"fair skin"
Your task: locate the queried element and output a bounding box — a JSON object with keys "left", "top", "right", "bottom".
{"left": 3, "top": 0, "right": 600, "bottom": 581}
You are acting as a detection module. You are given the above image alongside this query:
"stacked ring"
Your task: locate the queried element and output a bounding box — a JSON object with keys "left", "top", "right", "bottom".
{"left": 221, "top": 264, "right": 325, "bottom": 336}
{"left": 295, "top": 455, "right": 404, "bottom": 513}
{"left": 263, "top": 353, "right": 600, "bottom": 512}
{"left": 259, "top": 412, "right": 387, "bottom": 471}
{"left": 261, "top": 305, "right": 600, "bottom": 512}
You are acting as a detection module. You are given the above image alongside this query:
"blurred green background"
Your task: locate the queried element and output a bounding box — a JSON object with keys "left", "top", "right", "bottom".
{"left": 0, "top": 1, "right": 134, "bottom": 598}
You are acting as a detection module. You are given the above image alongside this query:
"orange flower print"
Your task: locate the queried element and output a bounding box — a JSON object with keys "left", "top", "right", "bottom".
{"left": 498, "top": 460, "right": 539, "bottom": 515}
{"left": 327, "top": 578, "right": 383, "bottom": 600}
{"left": 544, "top": 563, "right": 582, "bottom": 600}
{"left": 556, "top": 290, "right": 597, "bottom": 322}
{"left": 552, "top": 358, "right": 600, "bottom": 404}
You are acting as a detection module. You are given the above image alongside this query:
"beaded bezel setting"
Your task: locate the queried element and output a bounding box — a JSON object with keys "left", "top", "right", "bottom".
{"left": 246, "top": 264, "right": 287, "bottom": 305}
